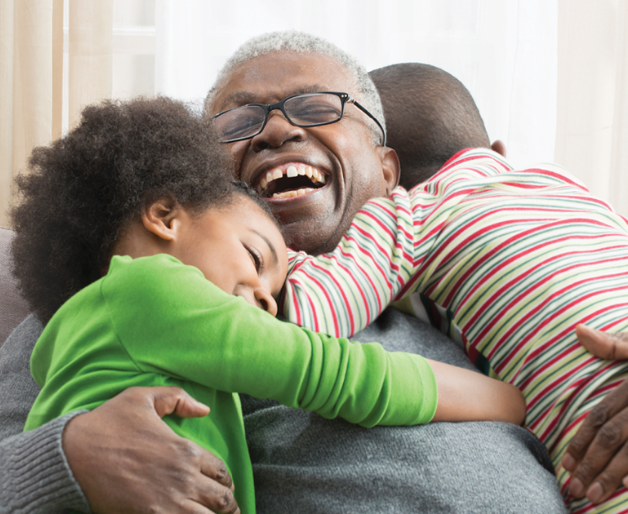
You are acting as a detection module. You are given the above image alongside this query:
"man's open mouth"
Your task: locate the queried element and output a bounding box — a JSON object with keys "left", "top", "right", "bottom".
{"left": 257, "top": 164, "right": 327, "bottom": 199}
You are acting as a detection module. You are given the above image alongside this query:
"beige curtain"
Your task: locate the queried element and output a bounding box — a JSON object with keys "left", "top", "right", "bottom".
{"left": 0, "top": 0, "right": 112, "bottom": 228}
{"left": 555, "top": 0, "right": 628, "bottom": 218}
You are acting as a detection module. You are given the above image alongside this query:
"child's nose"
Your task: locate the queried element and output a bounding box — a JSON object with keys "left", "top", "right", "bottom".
{"left": 254, "top": 288, "right": 278, "bottom": 317}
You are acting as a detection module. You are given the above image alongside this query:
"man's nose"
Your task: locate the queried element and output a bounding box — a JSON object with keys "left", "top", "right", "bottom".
{"left": 254, "top": 287, "right": 278, "bottom": 317}
{"left": 251, "top": 111, "right": 306, "bottom": 152}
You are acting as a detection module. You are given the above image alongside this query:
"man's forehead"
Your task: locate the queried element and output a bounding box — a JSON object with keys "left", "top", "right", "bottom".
{"left": 210, "top": 51, "right": 357, "bottom": 113}
{"left": 219, "top": 84, "right": 329, "bottom": 110}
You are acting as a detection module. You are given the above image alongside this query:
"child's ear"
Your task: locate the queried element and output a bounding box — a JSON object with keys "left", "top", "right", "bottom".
{"left": 376, "top": 146, "right": 401, "bottom": 195}
{"left": 141, "top": 197, "right": 183, "bottom": 242}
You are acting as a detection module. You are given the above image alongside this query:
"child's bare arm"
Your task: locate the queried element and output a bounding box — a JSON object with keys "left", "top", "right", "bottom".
{"left": 427, "top": 359, "right": 526, "bottom": 425}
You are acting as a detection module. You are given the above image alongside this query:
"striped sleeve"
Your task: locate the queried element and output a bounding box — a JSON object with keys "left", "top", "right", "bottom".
{"left": 280, "top": 149, "right": 519, "bottom": 337}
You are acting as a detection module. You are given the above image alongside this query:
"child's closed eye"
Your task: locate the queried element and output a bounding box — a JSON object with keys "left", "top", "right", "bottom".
{"left": 246, "top": 245, "right": 263, "bottom": 273}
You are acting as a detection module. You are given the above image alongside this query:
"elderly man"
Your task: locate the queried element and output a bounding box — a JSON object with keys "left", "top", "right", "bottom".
{"left": 1, "top": 31, "right": 627, "bottom": 513}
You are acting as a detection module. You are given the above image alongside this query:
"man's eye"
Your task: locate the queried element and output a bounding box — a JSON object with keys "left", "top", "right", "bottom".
{"left": 219, "top": 117, "right": 264, "bottom": 139}
{"left": 297, "top": 106, "right": 340, "bottom": 122}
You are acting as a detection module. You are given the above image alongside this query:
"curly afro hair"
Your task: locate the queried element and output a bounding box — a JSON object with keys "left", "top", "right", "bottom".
{"left": 11, "top": 96, "right": 271, "bottom": 322}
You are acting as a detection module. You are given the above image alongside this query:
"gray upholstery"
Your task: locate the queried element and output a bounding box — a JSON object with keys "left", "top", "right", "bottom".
{"left": 0, "top": 228, "right": 30, "bottom": 347}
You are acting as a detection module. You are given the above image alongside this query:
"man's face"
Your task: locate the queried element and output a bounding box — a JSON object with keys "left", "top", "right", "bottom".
{"left": 209, "top": 51, "right": 398, "bottom": 255}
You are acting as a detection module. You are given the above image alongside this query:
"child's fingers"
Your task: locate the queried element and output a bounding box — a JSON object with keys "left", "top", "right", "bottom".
{"left": 576, "top": 324, "right": 628, "bottom": 360}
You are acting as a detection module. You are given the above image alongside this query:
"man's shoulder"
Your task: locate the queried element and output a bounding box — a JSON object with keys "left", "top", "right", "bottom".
{"left": 0, "top": 314, "right": 43, "bottom": 440}
{"left": 351, "top": 307, "right": 477, "bottom": 370}
{"left": 0, "top": 314, "right": 43, "bottom": 367}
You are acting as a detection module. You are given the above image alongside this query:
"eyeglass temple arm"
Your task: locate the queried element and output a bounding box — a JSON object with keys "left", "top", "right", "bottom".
{"left": 349, "top": 98, "right": 387, "bottom": 147}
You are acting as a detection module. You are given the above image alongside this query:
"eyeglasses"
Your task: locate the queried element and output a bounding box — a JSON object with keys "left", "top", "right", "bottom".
{"left": 211, "top": 91, "right": 386, "bottom": 146}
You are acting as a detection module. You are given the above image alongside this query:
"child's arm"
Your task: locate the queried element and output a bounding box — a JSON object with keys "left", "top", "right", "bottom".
{"left": 427, "top": 359, "right": 525, "bottom": 425}
{"left": 281, "top": 158, "right": 576, "bottom": 340}
{"left": 31, "top": 255, "right": 522, "bottom": 430}
{"left": 99, "top": 255, "right": 438, "bottom": 428}
{"left": 281, "top": 186, "right": 435, "bottom": 338}
{"left": 115, "top": 256, "right": 523, "bottom": 427}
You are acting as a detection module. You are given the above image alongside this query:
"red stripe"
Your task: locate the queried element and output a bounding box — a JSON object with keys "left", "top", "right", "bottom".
{"left": 486, "top": 282, "right": 628, "bottom": 372}
{"left": 463, "top": 242, "right": 627, "bottom": 341}
{"left": 305, "top": 262, "right": 351, "bottom": 336}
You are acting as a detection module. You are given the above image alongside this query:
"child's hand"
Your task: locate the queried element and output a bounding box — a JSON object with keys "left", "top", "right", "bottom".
{"left": 576, "top": 324, "right": 628, "bottom": 360}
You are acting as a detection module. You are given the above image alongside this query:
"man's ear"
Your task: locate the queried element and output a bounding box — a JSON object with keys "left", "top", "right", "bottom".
{"left": 377, "top": 146, "right": 401, "bottom": 195}
{"left": 141, "top": 197, "right": 183, "bottom": 242}
{"left": 491, "top": 140, "right": 507, "bottom": 157}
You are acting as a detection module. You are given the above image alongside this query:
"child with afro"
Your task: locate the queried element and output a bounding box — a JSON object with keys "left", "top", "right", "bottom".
{"left": 13, "top": 97, "right": 524, "bottom": 514}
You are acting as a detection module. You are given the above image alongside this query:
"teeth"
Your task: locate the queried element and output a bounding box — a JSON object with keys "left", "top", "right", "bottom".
{"left": 273, "top": 190, "right": 296, "bottom": 199}
{"left": 272, "top": 187, "right": 315, "bottom": 199}
{"left": 258, "top": 164, "right": 327, "bottom": 194}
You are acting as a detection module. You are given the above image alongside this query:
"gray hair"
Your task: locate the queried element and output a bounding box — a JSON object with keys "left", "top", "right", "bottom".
{"left": 204, "top": 31, "right": 385, "bottom": 145}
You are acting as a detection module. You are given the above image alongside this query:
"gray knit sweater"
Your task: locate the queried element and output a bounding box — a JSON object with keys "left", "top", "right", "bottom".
{"left": 0, "top": 310, "right": 566, "bottom": 513}
{"left": 0, "top": 315, "right": 89, "bottom": 513}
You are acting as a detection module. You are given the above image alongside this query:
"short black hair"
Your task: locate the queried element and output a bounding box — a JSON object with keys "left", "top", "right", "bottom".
{"left": 369, "top": 63, "right": 490, "bottom": 189}
{"left": 11, "top": 96, "right": 273, "bottom": 322}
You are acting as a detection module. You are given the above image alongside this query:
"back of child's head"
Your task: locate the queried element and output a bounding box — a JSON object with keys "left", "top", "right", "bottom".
{"left": 369, "top": 63, "right": 491, "bottom": 189}
{"left": 11, "top": 96, "right": 274, "bottom": 322}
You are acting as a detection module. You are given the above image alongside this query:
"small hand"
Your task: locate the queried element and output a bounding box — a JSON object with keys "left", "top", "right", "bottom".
{"left": 63, "top": 386, "right": 240, "bottom": 514}
{"left": 562, "top": 326, "right": 628, "bottom": 504}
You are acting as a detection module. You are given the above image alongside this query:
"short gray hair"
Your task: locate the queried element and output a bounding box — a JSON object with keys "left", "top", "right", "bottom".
{"left": 204, "top": 31, "right": 385, "bottom": 145}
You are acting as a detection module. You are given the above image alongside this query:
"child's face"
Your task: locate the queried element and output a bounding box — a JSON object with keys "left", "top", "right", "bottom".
{"left": 176, "top": 196, "right": 288, "bottom": 316}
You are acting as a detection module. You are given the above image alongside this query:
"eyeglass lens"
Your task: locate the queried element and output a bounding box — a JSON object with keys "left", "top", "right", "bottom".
{"left": 213, "top": 93, "right": 344, "bottom": 142}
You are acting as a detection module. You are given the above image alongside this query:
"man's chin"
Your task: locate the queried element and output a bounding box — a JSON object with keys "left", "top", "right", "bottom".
{"left": 278, "top": 212, "right": 347, "bottom": 255}
{"left": 266, "top": 188, "right": 344, "bottom": 254}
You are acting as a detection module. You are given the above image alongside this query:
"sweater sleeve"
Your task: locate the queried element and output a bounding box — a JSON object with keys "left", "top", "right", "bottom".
{"left": 103, "top": 255, "right": 437, "bottom": 427}
{"left": 0, "top": 315, "right": 91, "bottom": 514}
{"left": 0, "top": 412, "right": 91, "bottom": 514}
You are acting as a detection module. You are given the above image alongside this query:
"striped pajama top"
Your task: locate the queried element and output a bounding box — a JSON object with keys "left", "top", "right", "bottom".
{"left": 281, "top": 148, "right": 628, "bottom": 480}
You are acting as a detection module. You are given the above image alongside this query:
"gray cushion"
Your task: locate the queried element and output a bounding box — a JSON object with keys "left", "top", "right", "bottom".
{"left": 0, "top": 228, "right": 30, "bottom": 347}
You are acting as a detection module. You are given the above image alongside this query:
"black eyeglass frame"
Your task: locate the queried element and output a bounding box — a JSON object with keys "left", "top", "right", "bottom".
{"left": 211, "top": 91, "right": 387, "bottom": 146}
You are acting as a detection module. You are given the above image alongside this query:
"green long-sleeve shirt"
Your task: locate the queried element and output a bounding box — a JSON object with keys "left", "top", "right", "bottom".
{"left": 25, "top": 254, "right": 437, "bottom": 513}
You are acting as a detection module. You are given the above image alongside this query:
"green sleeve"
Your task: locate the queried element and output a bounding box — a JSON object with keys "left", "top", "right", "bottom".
{"left": 103, "top": 255, "right": 437, "bottom": 427}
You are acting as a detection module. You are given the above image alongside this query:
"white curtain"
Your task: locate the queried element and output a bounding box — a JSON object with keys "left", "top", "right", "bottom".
{"left": 555, "top": 0, "right": 628, "bottom": 217}
{"left": 0, "top": 0, "right": 112, "bottom": 228}
{"left": 155, "top": 0, "right": 558, "bottom": 172}
{"left": 2, "top": 1, "right": 627, "bottom": 227}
